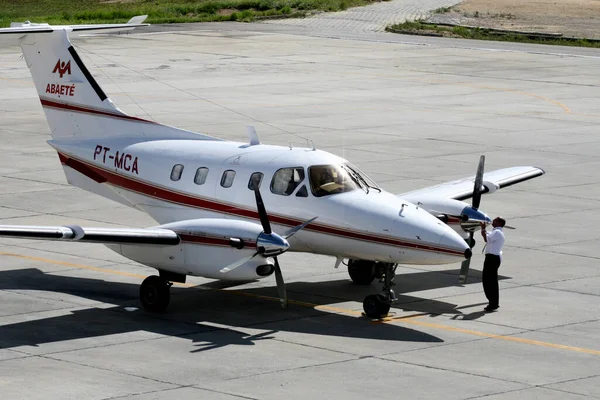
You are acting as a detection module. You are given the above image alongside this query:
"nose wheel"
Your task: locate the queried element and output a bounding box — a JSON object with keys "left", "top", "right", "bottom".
{"left": 363, "top": 263, "right": 397, "bottom": 319}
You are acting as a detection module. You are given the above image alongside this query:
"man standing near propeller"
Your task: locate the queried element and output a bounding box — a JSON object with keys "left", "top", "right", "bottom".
{"left": 480, "top": 217, "right": 506, "bottom": 312}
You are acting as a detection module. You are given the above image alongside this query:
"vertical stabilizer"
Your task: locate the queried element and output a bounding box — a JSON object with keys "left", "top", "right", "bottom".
{"left": 4, "top": 21, "right": 219, "bottom": 141}
{"left": 21, "top": 29, "right": 122, "bottom": 138}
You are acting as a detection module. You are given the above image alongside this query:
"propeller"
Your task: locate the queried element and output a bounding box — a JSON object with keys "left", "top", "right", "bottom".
{"left": 472, "top": 155, "right": 485, "bottom": 210}
{"left": 459, "top": 155, "right": 485, "bottom": 284}
{"left": 220, "top": 175, "right": 316, "bottom": 308}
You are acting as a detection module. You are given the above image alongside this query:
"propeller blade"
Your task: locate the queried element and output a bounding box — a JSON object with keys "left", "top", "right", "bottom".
{"left": 252, "top": 176, "right": 272, "bottom": 235}
{"left": 458, "top": 232, "right": 475, "bottom": 284}
{"left": 472, "top": 155, "right": 485, "bottom": 210}
{"left": 220, "top": 252, "right": 258, "bottom": 273}
{"left": 273, "top": 257, "right": 288, "bottom": 308}
{"left": 282, "top": 216, "right": 318, "bottom": 239}
{"left": 504, "top": 225, "right": 516, "bottom": 230}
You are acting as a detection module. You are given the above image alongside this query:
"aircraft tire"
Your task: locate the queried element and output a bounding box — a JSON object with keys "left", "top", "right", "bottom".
{"left": 348, "top": 259, "right": 376, "bottom": 285}
{"left": 363, "top": 294, "right": 390, "bottom": 319}
{"left": 140, "top": 275, "right": 171, "bottom": 312}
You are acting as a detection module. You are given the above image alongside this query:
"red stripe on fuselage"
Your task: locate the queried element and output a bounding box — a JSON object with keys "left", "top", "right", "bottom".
{"left": 58, "top": 152, "right": 464, "bottom": 257}
{"left": 40, "top": 98, "right": 156, "bottom": 124}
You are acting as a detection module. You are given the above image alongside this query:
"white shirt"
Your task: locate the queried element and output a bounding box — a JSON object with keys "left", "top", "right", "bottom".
{"left": 485, "top": 227, "right": 505, "bottom": 259}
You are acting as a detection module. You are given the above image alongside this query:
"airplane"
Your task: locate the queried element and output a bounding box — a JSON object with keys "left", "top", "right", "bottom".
{"left": 0, "top": 17, "right": 544, "bottom": 319}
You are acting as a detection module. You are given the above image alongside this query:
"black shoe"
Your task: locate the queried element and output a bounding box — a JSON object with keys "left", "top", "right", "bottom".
{"left": 484, "top": 305, "right": 499, "bottom": 312}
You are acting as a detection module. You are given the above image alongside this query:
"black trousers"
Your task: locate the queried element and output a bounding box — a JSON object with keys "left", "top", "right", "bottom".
{"left": 482, "top": 254, "right": 501, "bottom": 307}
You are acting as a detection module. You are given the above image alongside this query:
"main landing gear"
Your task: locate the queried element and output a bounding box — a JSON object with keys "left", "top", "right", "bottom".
{"left": 139, "top": 270, "right": 186, "bottom": 312}
{"left": 140, "top": 275, "right": 172, "bottom": 312}
{"left": 347, "top": 259, "right": 378, "bottom": 285}
{"left": 362, "top": 262, "right": 398, "bottom": 319}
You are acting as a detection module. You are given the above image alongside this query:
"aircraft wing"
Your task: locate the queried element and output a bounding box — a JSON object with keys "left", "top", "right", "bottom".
{"left": 0, "top": 225, "right": 180, "bottom": 246}
{"left": 398, "top": 166, "right": 545, "bottom": 202}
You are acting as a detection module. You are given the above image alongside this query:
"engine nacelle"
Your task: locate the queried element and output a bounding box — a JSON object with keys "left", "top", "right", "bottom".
{"left": 105, "top": 218, "right": 276, "bottom": 281}
{"left": 414, "top": 197, "right": 470, "bottom": 218}
{"left": 412, "top": 197, "right": 491, "bottom": 231}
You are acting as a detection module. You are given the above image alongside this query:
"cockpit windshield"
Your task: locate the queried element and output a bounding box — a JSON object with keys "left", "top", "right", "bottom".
{"left": 344, "top": 162, "right": 380, "bottom": 193}
{"left": 308, "top": 164, "right": 358, "bottom": 197}
{"left": 308, "top": 163, "right": 381, "bottom": 197}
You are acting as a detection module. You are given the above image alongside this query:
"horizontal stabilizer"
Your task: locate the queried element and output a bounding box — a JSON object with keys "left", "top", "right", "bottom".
{"left": 0, "top": 15, "right": 148, "bottom": 41}
{"left": 0, "top": 16, "right": 149, "bottom": 47}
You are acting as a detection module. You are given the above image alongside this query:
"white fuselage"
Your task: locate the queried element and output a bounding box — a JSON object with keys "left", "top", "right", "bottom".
{"left": 49, "top": 135, "right": 470, "bottom": 279}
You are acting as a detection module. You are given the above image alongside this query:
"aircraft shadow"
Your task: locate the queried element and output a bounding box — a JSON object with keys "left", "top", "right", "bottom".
{"left": 0, "top": 268, "right": 458, "bottom": 352}
{"left": 275, "top": 267, "right": 508, "bottom": 318}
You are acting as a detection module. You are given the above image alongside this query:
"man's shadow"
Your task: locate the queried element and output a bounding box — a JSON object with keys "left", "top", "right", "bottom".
{"left": 450, "top": 310, "right": 487, "bottom": 321}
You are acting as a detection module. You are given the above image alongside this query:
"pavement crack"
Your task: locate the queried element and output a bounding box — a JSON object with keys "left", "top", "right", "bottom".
{"left": 376, "top": 356, "right": 528, "bottom": 386}
{"left": 537, "top": 385, "right": 600, "bottom": 399}
{"left": 222, "top": 357, "right": 358, "bottom": 382}
{"left": 461, "top": 387, "right": 534, "bottom": 400}
{"left": 270, "top": 337, "right": 361, "bottom": 357}
{"left": 40, "top": 354, "right": 181, "bottom": 388}
{"left": 191, "top": 387, "right": 261, "bottom": 400}
{"left": 100, "top": 386, "right": 197, "bottom": 400}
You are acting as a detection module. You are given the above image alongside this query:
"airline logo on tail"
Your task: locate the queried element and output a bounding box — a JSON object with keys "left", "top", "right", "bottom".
{"left": 52, "top": 59, "right": 71, "bottom": 78}
{"left": 47, "top": 59, "right": 75, "bottom": 97}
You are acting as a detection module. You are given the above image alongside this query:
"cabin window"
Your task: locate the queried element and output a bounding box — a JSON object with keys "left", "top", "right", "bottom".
{"left": 194, "top": 167, "right": 209, "bottom": 185}
{"left": 248, "top": 172, "right": 264, "bottom": 190}
{"left": 170, "top": 164, "right": 184, "bottom": 181}
{"left": 296, "top": 185, "right": 308, "bottom": 198}
{"left": 271, "top": 167, "right": 305, "bottom": 196}
{"left": 221, "top": 170, "right": 236, "bottom": 188}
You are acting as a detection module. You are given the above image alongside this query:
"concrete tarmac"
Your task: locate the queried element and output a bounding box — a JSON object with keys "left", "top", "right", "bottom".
{"left": 1, "top": 22, "right": 599, "bottom": 400}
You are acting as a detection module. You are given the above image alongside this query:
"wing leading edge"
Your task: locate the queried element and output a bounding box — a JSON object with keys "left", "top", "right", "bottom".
{"left": 398, "top": 166, "right": 545, "bottom": 202}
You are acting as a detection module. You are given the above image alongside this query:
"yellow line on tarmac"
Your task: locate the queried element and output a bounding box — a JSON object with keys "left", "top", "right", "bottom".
{"left": 2, "top": 251, "right": 599, "bottom": 356}
{"left": 402, "top": 319, "right": 600, "bottom": 356}
{"left": 375, "top": 313, "right": 428, "bottom": 324}
{"left": 0, "top": 251, "right": 196, "bottom": 287}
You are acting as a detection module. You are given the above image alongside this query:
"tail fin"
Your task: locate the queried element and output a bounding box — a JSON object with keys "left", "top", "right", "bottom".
{"left": 1, "top": 18, "right": 219, "bottom": 141}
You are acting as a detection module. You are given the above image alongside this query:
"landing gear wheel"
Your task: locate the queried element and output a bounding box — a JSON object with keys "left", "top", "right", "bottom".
{"left": 348, "top": 259, "right": 377, "bottom": 285}
{"left": 363, "top": 294, "right": 391, "bottom": 319}
{"left": 140, "top": 275, "right": 171, "bottom": 312}
{"left": 363, "top": 262, "right": 397, "bottom": 319}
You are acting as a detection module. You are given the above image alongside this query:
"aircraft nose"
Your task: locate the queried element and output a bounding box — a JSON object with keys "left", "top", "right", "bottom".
{"left": 439, "top": 230, "right": 471, "bottom": 260}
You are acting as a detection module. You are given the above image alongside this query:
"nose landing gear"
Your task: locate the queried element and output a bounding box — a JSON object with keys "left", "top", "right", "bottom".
{"left": 363, "top": 263, "right": 397, "bottom": 319}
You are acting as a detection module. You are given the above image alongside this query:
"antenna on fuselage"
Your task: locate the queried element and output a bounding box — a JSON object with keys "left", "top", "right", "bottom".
{"left": 246, "top": 126, "right": 260, "bottom": 146}
{"left": 307, "top": 139, "right": 316, "bottom": 151}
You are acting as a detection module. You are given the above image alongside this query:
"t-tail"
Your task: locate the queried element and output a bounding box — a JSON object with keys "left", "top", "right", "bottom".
{"left": 0, "top": 16, "right": 219, "bottom": 141}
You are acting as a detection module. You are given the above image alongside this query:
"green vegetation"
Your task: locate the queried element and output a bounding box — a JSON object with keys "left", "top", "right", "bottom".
{"left": 0, "top": 0, "right": 381, "bottom": 27}
{"left": 387, "top": 21, "right": 600, "bottom": 48}
{"left": 433, "top": 7, "right": 450, "bottom": 14}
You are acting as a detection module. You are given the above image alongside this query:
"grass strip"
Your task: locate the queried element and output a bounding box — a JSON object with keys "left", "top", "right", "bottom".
{"left": 0, "top": 0, "right": 385, "bottom": 27}
{"left": 387, "top": 21, "right": 600, "bottom": 48}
